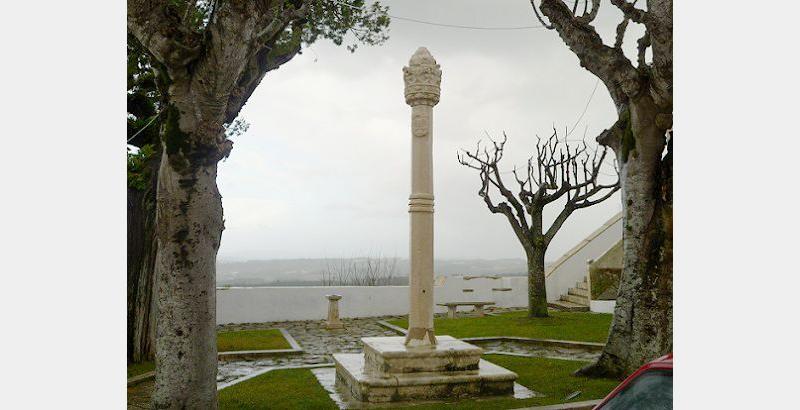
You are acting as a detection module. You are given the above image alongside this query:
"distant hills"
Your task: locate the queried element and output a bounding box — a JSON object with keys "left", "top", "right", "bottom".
{"left": 217, "top": 258, "right": 545, "bottom": 287}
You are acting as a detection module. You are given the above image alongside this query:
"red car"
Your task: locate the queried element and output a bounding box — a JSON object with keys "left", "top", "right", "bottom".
{"left": 593, "top": 353, "right": 673, "bottom": 409}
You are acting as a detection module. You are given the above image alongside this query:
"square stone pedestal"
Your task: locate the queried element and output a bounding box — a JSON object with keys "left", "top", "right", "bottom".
{"left": 334, "top": 336, "right": 517, "bottom": 403}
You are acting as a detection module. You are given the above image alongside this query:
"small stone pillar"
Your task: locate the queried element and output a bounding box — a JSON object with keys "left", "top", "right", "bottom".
{"left": 403, "top": 47, "right": 441, "bottom": 347}
{"left": 325, "top": 294, "right": 343, "bottom": 329}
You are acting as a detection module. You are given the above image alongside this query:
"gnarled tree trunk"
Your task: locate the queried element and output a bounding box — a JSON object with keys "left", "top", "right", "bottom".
{"left": 127, "top": 150, "right": 159, "bottom": 364}
{"left": 580, "top": 96, "right": 672, "bottom": 378}
{"left": 128, "top": 1, "right": 391, "bottom": 406}
{"left": 532, "top": 0, "right": 673, "bottom": 379}
{"left": 152, "top": 93, "right": 226, "bottom": 409}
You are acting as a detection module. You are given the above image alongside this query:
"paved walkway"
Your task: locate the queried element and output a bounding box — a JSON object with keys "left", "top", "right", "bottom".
{"left": 216, "top": 315, "right": 403, "bottom": 384}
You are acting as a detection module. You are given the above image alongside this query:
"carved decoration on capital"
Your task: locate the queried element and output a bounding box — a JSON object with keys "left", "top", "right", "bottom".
{"left": 403, "top": 47, "right": 441, "bottom": 107}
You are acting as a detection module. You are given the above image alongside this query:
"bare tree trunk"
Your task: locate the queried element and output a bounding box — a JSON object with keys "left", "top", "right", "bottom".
{"left": 526, "top": 245, "right": 549, "bottom": 318}
{"left": 127, "top": 150, "right": 159, "bottom": 363}
{"left": 578, "top": 98, "right": 672, "bottom": 379}
{"left": 152, "top": 96, "right": 225, "bottom": 409}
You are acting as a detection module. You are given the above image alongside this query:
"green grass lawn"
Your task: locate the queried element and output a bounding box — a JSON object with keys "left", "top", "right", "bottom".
{"left": 127, "top": 361, "right": 155, "bottom": 378}
{"left": 128, "top": 329, "right": 290, "bottom": 379}
{"left": 218, "top": 355, "right": 619, "bottom": 409}
{"left": 219, "top": 366, "right": 337, "bottom": 410}
{"left": 217, "top": 329, "right": 292, "bottom": 352}
{"left": 388, "top": 310, "right": 612, "bottom": 343}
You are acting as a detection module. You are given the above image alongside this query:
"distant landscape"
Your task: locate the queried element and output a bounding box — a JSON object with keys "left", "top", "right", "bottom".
{"left": 216, "top": 258, "right": 549, "bottom": 287}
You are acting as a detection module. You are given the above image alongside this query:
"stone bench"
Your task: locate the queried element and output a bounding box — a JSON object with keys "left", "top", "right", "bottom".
{"left": 437, "top": 302, "right": 496, "bottom": 318}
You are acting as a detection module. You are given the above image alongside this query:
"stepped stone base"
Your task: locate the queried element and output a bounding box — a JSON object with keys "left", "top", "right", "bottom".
{"left": 548, "top": 300, "right": 589, "bottom": 312}
{"left": 363, "top": 336, "right": 482, "bottom": 374}
{"left": 334, "top": 336, "right": 517, "bottom": 403}
{"left": 561, "top": 293, "right": 589, "bottom": 305}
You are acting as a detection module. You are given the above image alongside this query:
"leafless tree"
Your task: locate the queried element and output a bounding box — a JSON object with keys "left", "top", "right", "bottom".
{"left": 530, "top": 0, "right": 673, "bottom": 378}
{"left": 458, "top": 130, "right": 619, "bottom": 318}
{"left": 321, "top": 255, "right": 399, "bottom": 286}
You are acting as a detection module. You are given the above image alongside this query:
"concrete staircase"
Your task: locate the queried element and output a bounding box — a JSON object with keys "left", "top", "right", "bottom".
{"left": 548, "top": 278, "right": 589, "bottom": 312}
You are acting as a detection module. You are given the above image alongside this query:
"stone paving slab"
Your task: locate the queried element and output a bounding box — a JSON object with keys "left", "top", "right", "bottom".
{"left": 216, "top": 316, "right": 404, "bottom": 384}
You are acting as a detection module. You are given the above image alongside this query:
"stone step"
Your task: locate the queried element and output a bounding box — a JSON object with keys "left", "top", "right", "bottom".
{"left": 548, "top": 300, "right": 589, "bottom": 312}
{"left": 568, "top": 287, "right": 589, "bottom": 298}
{"left": 561, "top": 293, "right": 589, "bottom": 305}
{"left": 576, "top": 281, "right": 589, "bottom": 291}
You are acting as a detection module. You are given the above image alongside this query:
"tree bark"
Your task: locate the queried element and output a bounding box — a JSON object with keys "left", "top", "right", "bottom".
{"left": 531, "top": 0, "right": 673, "bottom": 378}
{"left": 526, "top": 245, "right": 549, "bottom": 318}
{"left": 151, "top": 90, "right": 227, "bottom": 409}
{"left": 126, "top": 1, "right": 391, "bottom": 406}
{"left": 127, "top": 149, "right": 159, "bottom": 364}
{"left": 578, "top": 96, "right": 672, "bottom": 379}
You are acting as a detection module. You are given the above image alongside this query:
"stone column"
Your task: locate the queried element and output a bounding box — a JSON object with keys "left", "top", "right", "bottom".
{"left": 326, "top": 294, "right": 343, "bottom": 329}
{"left": 403, "top": 47, "right": 441, "bottom": 347}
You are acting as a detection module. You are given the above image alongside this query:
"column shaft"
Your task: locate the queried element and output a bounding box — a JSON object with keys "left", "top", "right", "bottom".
{"left": 403, "top": 47, "right": 441, "bottom": 347}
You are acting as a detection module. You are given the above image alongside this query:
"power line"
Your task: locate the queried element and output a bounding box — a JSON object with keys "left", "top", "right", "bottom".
{"left": 490, "top": 77, "right": 606, "bottom": 175}
{"left": 331, "top": 0, "right": 546, "bottom": 31}
{"left": 127, "top": 111, "right": 161, "bottom": 143}
{"left": 565, "top": 78, "right": 600, "bottom": 138}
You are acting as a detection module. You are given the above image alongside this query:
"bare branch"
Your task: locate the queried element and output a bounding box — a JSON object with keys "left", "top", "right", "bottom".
{"left": 610, "top": 0, "right": 647, "bottom": 24}
{"left": 596, "top": 112, "right": 629, "bottom": 152}
{"left": 615, "top": 18, "right": 630, "bottom": 49}
{"left": 537, "top": 0, "right": 641, "bottom": 106}
{"left": 256, "top": 1, "right": 309, "bottom": 40}
{"left": 224, "top": 20, "right": 304, "bottom": 123}
{"left": 637, "top": 31, "right": 651, "bottom": 68}
{"left": 460, "top": 129, "right": 619, "bottom": 248}
{"left": 544, "top": 206, "right": 574, "bottom": 244}
{"left": 576, "top": 0, "right": 600, "bottom": 23}
{"left": 128, "top": 0, "right": 203, "bottom": 67}
{"left": 530, "top": 0, "right": 554, "bottom": 29}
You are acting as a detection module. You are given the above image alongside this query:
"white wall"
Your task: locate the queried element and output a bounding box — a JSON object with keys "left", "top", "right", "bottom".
{"left": 545, "top": 213, "right": 622, "bottom": 301}
{"left": 217, "top": 275, "right": 529, "bottom": 324}
{"left": 590, "top": 300, "right": 616, "bottom": 314}
{"left": 216, "top": 213, "right": 623, "bottom": 324}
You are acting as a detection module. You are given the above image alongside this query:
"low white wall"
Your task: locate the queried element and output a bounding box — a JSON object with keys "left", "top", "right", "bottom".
{"left": 590, "top": 300, "right": 616, "bottom": 314}
{"left": 217, "top": 286, "right": 406, "bottom": 324}
{"left": 217, "top": 275, "right": 529, "bottom": 324}
{"left": 545, "top": 213, "right": 622, "bottom": 302}
{"left": 217, "top": 211, "right": 626, "bottom": 325}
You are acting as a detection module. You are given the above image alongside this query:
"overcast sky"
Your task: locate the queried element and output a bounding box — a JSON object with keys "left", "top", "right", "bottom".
{"left": 216, "top": 0, "right": 642, "bottom": 262}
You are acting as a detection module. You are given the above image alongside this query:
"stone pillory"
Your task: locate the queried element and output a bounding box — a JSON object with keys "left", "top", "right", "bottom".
{"left": 403, "top": 47, "right": 441, "bottom": 347}
{"left": 332, "top": 47, "right": 517, "bottom": 404}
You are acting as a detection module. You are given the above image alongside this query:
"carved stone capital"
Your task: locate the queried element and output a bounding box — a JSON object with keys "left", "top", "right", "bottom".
{"left": 403, "top": 47, "right": 441, "bottom": 107}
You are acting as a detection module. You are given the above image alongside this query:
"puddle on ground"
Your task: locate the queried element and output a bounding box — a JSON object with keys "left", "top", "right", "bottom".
{"left": 472, "top": 340, "right": 601, "bottom": 362}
